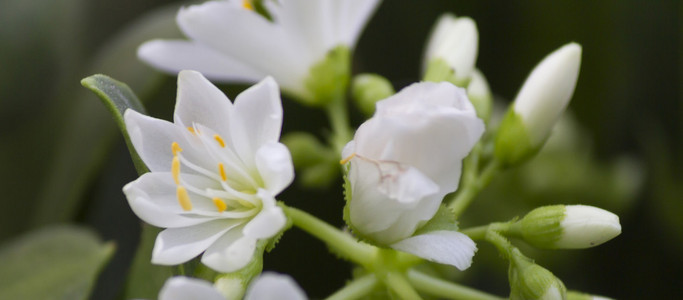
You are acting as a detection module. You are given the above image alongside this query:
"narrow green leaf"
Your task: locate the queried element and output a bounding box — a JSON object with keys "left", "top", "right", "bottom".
{"left": 81, "top": 74, "right": 149, "bottom": 175}
{"left": 0, "top": 225, "right": 115, "bottom": 300}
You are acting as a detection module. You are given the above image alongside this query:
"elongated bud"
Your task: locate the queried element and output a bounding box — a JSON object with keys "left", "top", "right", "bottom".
{"left": 423, "top": 14, "right": 478, "bottom": 86}
{"left": 495, "top": 43, "right": 581, "bottom": 166}
{"left": 509, "top": 248, "right": 567, "bottom": 300}
{"left": 467, "top": 69, "right": 492, "bottom": 122}
{"left": 351, "top": 73, "right": 395, "bottom": 116}
{"left": 567, "top": 291, "right": 614, "bottom": 300}
{"left": 517, "top": 205, "right": 621, "bottom": 249}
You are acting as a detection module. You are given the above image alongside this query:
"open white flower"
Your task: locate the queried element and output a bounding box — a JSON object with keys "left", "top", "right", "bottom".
{"left": 138, "top": 0, "right": 380, "bottom": 102}
{"left": 123, "top": 70, "right": 293, "bottom": 273}
{"left": 159, "top": 272, "right": 306, "bottom": 300}
{"left": 342, "top": 81, "right": 484, "bottom": 270}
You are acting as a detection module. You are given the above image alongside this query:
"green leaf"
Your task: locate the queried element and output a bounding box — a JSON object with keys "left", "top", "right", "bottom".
{"left": 81, "top": 74, "right": 149, "bottom": 175}
{"left": 0, "top": 225, "right": 115, "bottom": 300}
{"left": 123, "top": 223, "right": 173, "bottom": 299}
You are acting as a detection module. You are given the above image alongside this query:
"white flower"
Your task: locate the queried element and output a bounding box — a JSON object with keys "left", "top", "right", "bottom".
{"left": 123, "top": 70, "right": 293, "bottom": 273}
{"left": 342, "top": 81, "right": 484, "bottom": 270}
{"left": 159, "top": 272, "right": 307, "bottom": 300}
{"left": 512, "top": 42, "right": 582, "bottom": 146}
{"left": 423, "top": 13, "right": 479, "bottom": 83}
{"left": 138, "top": 0, "right": 381, "bottom": 101}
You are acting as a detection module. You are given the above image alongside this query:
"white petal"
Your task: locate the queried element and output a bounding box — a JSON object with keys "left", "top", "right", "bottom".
{"left": 138, "top": 40, "right": 265, "bottom": 83}
{"left": 243, "top": 190, "right": 287, "bottom": 239}
{"left": 123, "top": 172, "right": 216, "bottom": 228}
{"left": 202, "top": 226, "right": 257, "bottom": 273}
{"left": 174, "top": 70, "right": 234, "bottom": 137}
{"left": 338, "top": 0, "right": 381, "bottom": 47}
{"left": 159, "top": 276, "right": 225, "bottom": 300}
{"left": 152, "top": 219, "right": 242, "bottom": 265}
{"left": 230, "top": 77, "right": 284, "bottom": 164}
{"left": 348, "top": 156, "right": 441, "bottom": 244}
{"left": 390, "top": 230, "right": 476, "bottom": 270}
{"left": 254, "top": 142, "right": 294, "bottom": 194}
{"left": 245, "top": 272, "right": 307, "bottom": 300}
{"left": 124, "top": 109, "right": 183, "bottom": 172}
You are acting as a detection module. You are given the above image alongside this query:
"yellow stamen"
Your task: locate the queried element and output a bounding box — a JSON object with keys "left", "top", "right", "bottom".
{"left": 171, "top": 142, "right": 183, "bottom": 156}
{"left": 218, "top": 163, "right": 227, "bottom": 181}
{"left": 214, "top": 134, "right": 226, "bottom": 148}
{"left": 242, "top": 0, "right": 254, "bottom": 10}
{"left": 171, "top": 156, "right": 181, "bottom": 185}
{"left": 340, "top": 153, "right": 356, "bottom": 165}
{"left": 212, "top": 198, "right": 228, "bottom": 212}
{"left": 187, "top": 127, "right": 197, "bottom": 134}
{"left": 176, "top": 186, "right": 192, "bottom": 211}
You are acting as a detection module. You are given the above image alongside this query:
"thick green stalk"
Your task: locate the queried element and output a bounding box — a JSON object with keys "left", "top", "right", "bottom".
{"left": 407, "top": 269, "right": 505, "bottom": 300}
{"left": 449, "top": 159, "right": 501, "bottom": 218}
{"left": 326, "top": 274, "right": 378, "bottom": 300}
{"left": 282, "top": 205, "right": 375, "bottom": 267}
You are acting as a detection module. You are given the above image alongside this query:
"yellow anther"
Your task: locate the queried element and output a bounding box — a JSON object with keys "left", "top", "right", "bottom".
{"left": 176, "top": 186, "right": 192, "bottom": 211}
{"left": 212, "top": 198, "right": 228, "bottom": 212}
{"left": 214, "top": 134, "right": 226, "bottom": 148}
{"left": 171, "top": 156, "right": 181, "bottom": 185}
{"left": 187, "top": 127, "right": 197, "bottom": 135}
{"left": 242, "top": 0, "right": 254, "bottom": 10}
{"left": 340, "top": 153, "right": 357, "bottom": 165}
{"left": 218, "top": 163, "right": 227, "bottom": 181}
{"left": 171, "top": 142, "right": 183, "bottom": 156}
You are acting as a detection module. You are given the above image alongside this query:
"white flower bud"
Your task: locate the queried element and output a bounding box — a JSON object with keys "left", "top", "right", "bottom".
{"left": 494, "top": 43, "right": 581, "bottom": 165}
{"left": 567, "top": 290, "right": 615, "bottom": 300}
{"left": 423, "top": 14, "right": 479, "bottom": 85}
{"left": 518, "top": 205, "right": 621, "bottom": 249}
{"left": 467, "top": 69, "right": 493, "bottom": 122}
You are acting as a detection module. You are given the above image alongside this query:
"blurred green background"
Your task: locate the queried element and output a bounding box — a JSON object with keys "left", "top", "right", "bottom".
{"left": 0, "top": 0, "right": 680, "bottom": 299}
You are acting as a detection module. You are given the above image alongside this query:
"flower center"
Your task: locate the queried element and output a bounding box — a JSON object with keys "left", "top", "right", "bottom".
{"left": 170, "top": 132, "right": 260, "bottom": 216}
{"left": 242, "top": 0, "right": 254, "bottom": 10}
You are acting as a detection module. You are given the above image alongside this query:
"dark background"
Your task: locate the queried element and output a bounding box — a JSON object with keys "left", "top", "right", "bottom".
{"left": 0, "top": 0, "right": 680, "bottom": 299}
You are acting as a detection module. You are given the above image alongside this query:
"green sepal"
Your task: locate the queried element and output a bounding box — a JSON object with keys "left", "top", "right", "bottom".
{"left": 413, "top": 205, "right": 461, "bottom": 236}
{"left": 214, "top": 240, "right": 267, "bottom": 299}
{"left": 351, "top": 73, "right": 395, "bottom": 116}
{"left": 508, "top": 248, "right": 566, "bottom": 300}
{"left": 303, "top": 46, "right": 351, "bottom": 106}
{"left": 81, "top": 74, "right": 149, "bottom": 175}
{"left": 423, "top": 58, "right": 469, "bottom": 87}
{"left": 0, "top": 225, "right": 115, "bottom": 300}
{"left": 494, "top": 109, "right": 544, "bottom": 168}
{"left": 518, "top": 205, "right": 566, "bottom": 249}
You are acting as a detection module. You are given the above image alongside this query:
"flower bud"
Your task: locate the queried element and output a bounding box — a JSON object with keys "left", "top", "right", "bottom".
{"left": 509, "top": 249, "right": 567, "bottom": 300}
{"left": 494, "top": 43, "right": 581, "bottom": 166}
{"left": 423, "top": 14, "right": 479, "bottom": 85}
{"left": 351, "top": 73, "right": 395, "bottom": 116}
{"left": 567, "top": 291, "right": 614, "bottom": 300}
{"left": 518, "top": 205, "right": 621, "bottom": 249}
{"left": 467, "top": 69, "right": 492, "bottom": 122}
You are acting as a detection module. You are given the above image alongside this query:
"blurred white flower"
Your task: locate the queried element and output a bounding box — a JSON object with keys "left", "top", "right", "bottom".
{"left": 342, "top": 81, "right": 484, "bottom": 270}
{"left": 159, "top": 272, "right": 306, "bottom": 300}
{"left": 138, "top": 0, "right": 380, "bottom": 101}
{"left": 123, "top": 70, "right": 293, "bottom": 273}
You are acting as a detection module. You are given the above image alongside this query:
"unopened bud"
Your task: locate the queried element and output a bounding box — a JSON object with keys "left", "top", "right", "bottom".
{"left": 494, "top": 43, "right": 581, "bottom": 166}
{"left": 518, "top": 205, "right": 621, "bottom": 249}
{"left": 467, "top": 69, "right": 492, "bottom": 122}
{"left": 423, "top": 14, "right": 479, "bottom": 85}
{"left": 567, "top": 291, "right": 614, "bottom": 300}
{"left": 509, "top": 248, "right": 567, "bottom": 300}
{"left": 351, "top": 73, "right": 395, "bottom": 116}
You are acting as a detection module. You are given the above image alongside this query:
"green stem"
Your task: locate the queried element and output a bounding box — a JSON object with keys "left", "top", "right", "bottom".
{"left": 407, "top": 269, "right": 505, "bottom": 300}
{"left": 325, "top": 94, "right": 353, "bottom": 155}
{"left": 326, "top": 274, "right": 378, "bottom": 300}
{"left": 385, "top": 271, "right": 423, "bottom": 300}
{"left": 485, "top": 229, "right": 514, "bottom": 260}
{"left": 282, "top": 205, "right": 375, "bottom": 267}
{"left": 448, "top": 159, "right": 502, "bottom": 218}
{"left": 462, "top": 222, "right": 512, "bottom": 241}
